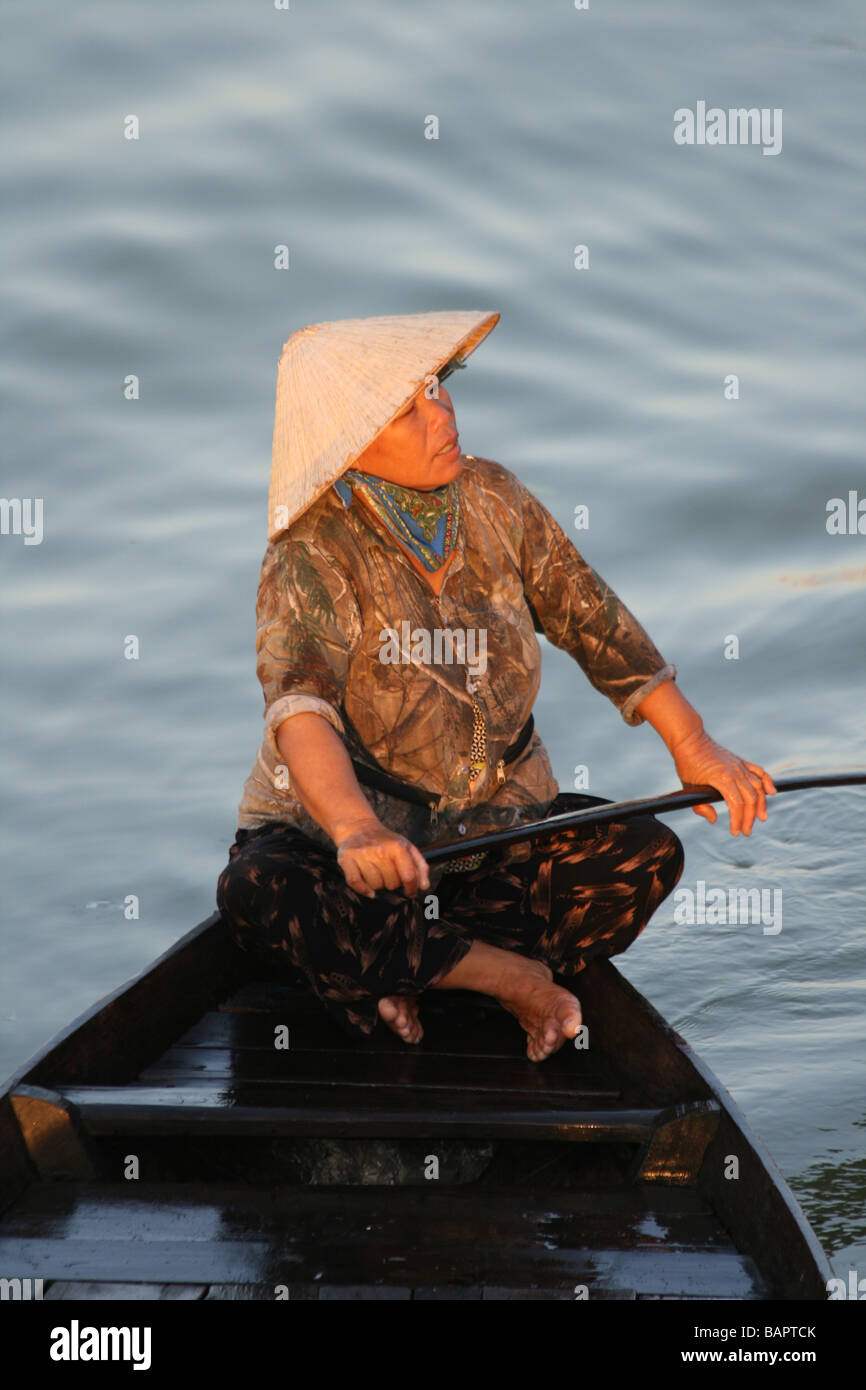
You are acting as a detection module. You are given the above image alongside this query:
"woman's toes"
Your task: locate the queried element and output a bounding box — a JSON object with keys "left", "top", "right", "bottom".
{"left": 378, "top": 995, "right": 423, "bottom": 1044}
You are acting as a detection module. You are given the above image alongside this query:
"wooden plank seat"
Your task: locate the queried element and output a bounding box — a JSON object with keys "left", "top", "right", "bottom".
{"left": 174, "top": 1009, "right": 621, "bottom": 1071}
{"left": 0, "top": 1182, "right": 765, "bottom": 1299}
{"left": 211, "top": 983, "right": 609, "bottom": 1066}
{"left": 55, "top": 1083, "right": 670, "bottom": 1142}
{"left": 178, "top": 1006, "right": 580, "bottom": 1059}
{"left": 136, "top": 1047, "right": 622, "bottom": 1099}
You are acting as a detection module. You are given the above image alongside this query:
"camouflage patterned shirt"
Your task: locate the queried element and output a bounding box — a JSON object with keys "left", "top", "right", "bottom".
{"left": 235, "top": 454, "right": 675, "bottom": 872}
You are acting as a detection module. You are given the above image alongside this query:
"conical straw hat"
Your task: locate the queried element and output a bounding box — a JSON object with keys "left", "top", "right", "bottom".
{"left": 268, "top": 309, "right": 500, "bottom": 539}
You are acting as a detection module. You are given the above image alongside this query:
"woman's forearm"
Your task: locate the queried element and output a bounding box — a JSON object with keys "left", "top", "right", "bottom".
{"left": 633, "top": 677, "right": 704, "bottom": 755}
{"left": 634, "top": 676, "right": 776, "bottom": 835}
{"left": 275, "top": 712, "right": 380, "bottom": 844}
{"left": 275, "top": 712, "right": 430, "bottom": 895}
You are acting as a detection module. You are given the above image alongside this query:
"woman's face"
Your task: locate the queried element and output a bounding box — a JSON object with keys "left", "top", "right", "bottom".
{"left": 354, "top": 379, "right": 462, "bottom": 489}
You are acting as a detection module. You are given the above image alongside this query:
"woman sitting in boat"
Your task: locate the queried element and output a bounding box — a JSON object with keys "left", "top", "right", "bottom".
{"left": 217, "top": 310, "right": 775, "bottom": 1062}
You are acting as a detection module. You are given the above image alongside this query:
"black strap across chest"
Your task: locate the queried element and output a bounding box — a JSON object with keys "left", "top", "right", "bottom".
{"left": 350, "top": 714, "right": 535, "bottom": 808}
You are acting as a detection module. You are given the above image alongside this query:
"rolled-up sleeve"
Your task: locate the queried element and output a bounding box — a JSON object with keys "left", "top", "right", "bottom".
{"left": 514, "top": 478, "right": 675, "bottom": 726}
{"left": 255, "top": 536, "right": 361, "bottom": 758}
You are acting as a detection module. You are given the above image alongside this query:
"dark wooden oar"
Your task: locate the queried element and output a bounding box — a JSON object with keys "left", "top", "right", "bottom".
{"left": 423, "top": 771, "right": 866, "bottom": 865}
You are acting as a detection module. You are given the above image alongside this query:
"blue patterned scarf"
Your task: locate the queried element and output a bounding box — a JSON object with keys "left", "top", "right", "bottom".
{"left": 333, "top": 469, "right": 460, "bottom": 573}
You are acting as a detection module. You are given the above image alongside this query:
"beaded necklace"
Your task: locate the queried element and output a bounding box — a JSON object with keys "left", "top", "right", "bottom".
{"left": 333, "top": 465, "right": 489, "bottom": 872}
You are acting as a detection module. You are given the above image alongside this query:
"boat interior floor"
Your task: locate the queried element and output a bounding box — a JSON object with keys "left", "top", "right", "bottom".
{"left": 0, "top": 961, "right": 778, "bottom": 1301}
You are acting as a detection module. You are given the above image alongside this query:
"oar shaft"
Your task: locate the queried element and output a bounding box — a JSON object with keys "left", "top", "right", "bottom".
{"left": 423, "top": 772, "right": 866, "bottom": 866}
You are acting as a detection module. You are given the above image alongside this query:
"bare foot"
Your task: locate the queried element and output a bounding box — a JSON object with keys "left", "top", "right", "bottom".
{"left": 377, "top": 994, "right": 423, "bottom": 1044}
{"left": 430, "top": 941, "right": 582, "bottom": 1062}
{"left": 495, "top": 957, "right": 582, "bottom": 1062}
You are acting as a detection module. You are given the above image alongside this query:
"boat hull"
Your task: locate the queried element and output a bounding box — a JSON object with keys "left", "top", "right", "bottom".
{"left": 0, "top": 912, "right": 833, "bottom": 1300}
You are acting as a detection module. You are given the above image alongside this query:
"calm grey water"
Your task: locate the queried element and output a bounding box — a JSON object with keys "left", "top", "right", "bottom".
{"left": 3, "top": 0, "right": 865, "bottom": 1276}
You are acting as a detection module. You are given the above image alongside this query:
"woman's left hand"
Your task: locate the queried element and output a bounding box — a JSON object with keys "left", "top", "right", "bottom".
{"left": 671, "top": 728, "right": 777, "bottom": 836}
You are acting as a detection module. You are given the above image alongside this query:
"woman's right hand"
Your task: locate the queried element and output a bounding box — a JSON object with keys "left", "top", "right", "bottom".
{"left": 335, "top": 818, "right": 431, "bottom": 899}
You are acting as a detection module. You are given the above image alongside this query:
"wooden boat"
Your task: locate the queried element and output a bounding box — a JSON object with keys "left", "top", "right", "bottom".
{"left": 0, "top": 909, "right": 832, "bottom": 1301}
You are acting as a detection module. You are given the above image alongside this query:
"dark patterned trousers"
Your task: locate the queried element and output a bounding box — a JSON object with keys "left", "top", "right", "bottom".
{"left": 215, "top": 792, "right": 684, "bottom": 1038}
